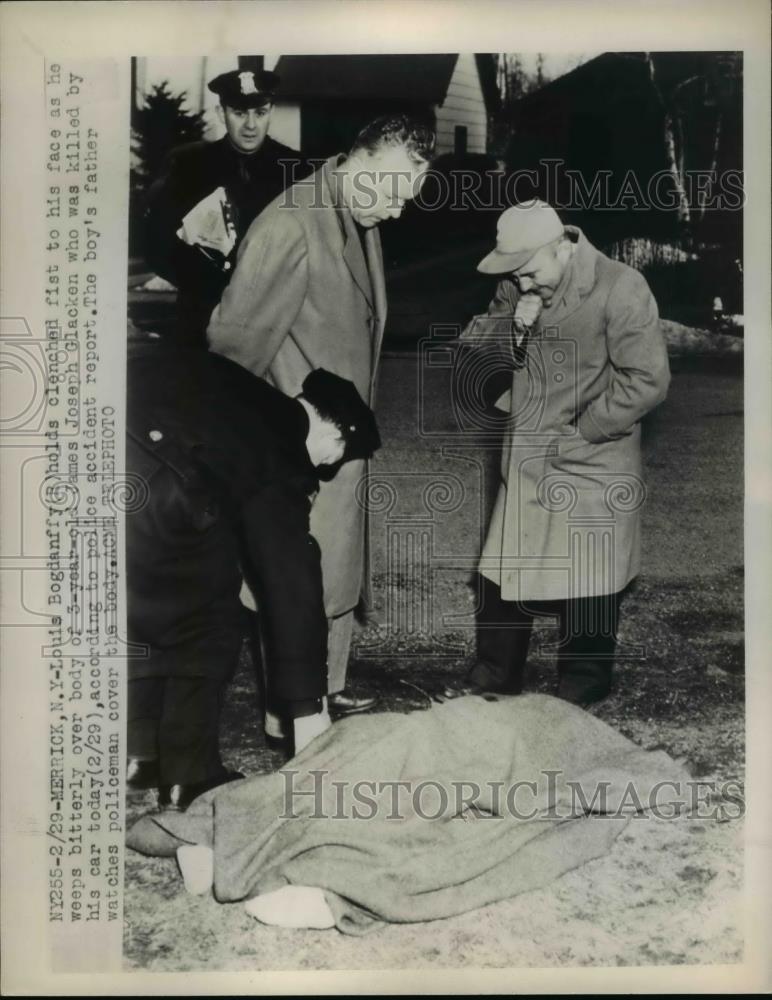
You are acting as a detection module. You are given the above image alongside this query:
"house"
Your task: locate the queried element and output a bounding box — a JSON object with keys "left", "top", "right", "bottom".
{"left": 263, "top": 53, "right": 498, "bottom": 157}
{"left": 503, "top": 51, "right": 742, "bottom": 248}
{"left": 134, "top": 53, "right": 499, "bottom": 155}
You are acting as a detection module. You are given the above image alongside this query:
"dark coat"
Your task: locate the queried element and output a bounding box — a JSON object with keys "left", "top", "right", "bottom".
{"left": 208, "top": 155, "right": 387, "bottom": 616}
{"left": 144, "top": 135, "right": 312, "bottom": 344}
{"left": 126, "top": 339, "right": 327, "bottom": 703}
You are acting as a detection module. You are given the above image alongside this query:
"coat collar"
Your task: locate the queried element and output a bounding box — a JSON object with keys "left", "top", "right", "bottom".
{"left": 538, "top": 226, "right": 598, "bottom": 327}
{"left": 322, "top": 155, "right": 383, "bottom": 314}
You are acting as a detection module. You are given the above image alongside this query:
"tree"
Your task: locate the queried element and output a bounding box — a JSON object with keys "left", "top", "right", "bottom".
{"left": 491, "top": 54, "right": 552, "bottom": 156}
{"left": 496, "top": 53, "right": 550, "bottom": 105}
{"left": 645, "top": 52, "right": 742, "bottom": 240}
{"left": 131, "top": 81, "right": 206, "bottom": 187}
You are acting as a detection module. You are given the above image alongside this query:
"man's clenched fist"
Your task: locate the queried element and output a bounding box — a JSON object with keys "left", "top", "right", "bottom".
{"left": 514, "top": 292, "right": 543, "bottom": 330}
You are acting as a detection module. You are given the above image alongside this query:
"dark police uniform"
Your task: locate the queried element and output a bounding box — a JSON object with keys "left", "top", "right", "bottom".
{"left": 126, "top": 338, "right": 328, "bottom": 790}
{"left": 143, "top": 70, "right": 311, "bottom": 346}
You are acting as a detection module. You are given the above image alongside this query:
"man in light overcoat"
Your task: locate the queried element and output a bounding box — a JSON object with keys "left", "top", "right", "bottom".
{"left": 208, "top": 114, "right": 434, "bottom": 715}
{"left": 446, "top": 200, "right": 671, "bottom": 706}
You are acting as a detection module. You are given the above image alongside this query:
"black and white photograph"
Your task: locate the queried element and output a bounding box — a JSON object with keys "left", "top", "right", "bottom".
{"left": 123, "top": 45, "right": 749, "bottom": 970}
{"left": 0, "top": 1, "right": 770, "bottom": 994}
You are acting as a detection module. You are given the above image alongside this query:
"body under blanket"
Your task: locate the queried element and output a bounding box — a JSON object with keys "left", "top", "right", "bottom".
{"left": 127, "top": 693, "right": 691, "bottom": 933}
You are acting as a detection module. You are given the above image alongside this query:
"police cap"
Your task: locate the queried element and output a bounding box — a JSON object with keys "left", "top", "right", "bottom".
{"left": 207, "top": 69, "right": 280, "bottom": 110}
{"left": 301, "top": 369, "right": 381, "bottom": 461}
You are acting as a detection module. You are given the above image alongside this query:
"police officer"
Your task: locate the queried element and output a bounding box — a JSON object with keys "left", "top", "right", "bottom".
{"left": 125, "top": 333, "right": 380, "bottom": 811}
{"left": 144, "top": 68, "right": 311, "bottom": 346}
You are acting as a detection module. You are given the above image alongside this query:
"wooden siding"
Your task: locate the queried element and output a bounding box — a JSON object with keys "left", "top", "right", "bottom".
{"left": 434, "top": 53, "right": 487, "bottom": 154}
{"left": 270, "top": 102, "right": 302, "bottom": 150}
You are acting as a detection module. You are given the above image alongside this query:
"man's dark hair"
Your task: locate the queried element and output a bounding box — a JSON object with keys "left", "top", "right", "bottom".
{"left": 350, "top": 114, "right": 436, "bottom": 164}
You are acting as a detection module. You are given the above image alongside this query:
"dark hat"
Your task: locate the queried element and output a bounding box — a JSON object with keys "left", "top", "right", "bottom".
{"left": 301, "top": 369, "right": 381, "bottom": 461}
{"left": 207, "top": 69, "right": 280, "bottom": 109}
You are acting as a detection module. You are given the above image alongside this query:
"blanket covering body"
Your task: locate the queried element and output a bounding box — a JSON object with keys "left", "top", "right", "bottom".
{"left": 127, "top": 694, "right": 690, "bottom": 934}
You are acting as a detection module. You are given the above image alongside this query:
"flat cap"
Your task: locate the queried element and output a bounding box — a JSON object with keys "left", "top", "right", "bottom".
{"left": 302, "top": 369, "right": 381, "bottom": 462}
{"left": 207, "top": 69, "right": 280, "bottom": 109}
{"left": 477, "top": 200, "right": 564, "bottom": 274}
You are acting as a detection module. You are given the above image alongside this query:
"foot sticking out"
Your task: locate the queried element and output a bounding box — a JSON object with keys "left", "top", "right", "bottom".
{"left": 244, "top": 885, "right": 335, "bottom": 929}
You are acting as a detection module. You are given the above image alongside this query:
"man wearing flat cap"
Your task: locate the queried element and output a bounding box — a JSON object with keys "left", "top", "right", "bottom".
{"left": 144, "top": 68, "right": 310, "bottom": 345}
{"left": 445, "top": 200, "right": 670, "bottom": 707}
{"left": 125, "top": 332, "right": 380, "bottom": 810}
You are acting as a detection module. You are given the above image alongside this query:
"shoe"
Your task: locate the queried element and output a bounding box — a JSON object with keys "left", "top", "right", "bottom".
{"left": 158, "top": 770, "right": 245, "bottom": 813}
{"left": 264, "top": 732, "right": 292, "bottom": 757}
{"left": 328, "top": 691, "right": 377, "bottom": 715}
{"left": 440, "top": 678, "right": 504, "bottom": 701}
{"left": 126, "top": 758, "right": 160, "bottom": 790}
{"left": 441, "top": 659, "right": 524, "bottom": 701}
{"left": 557, "top": 665, "right": 612, "bottom": 708}
{"left": 440, "top": 678, "right": 489, "bottom": 700}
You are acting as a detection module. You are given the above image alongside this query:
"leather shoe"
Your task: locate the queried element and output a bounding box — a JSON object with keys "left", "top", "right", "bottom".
{"left": 126, "top": 758, "right": 160, "bottom": 790}
{"left": 328, "top": 690, "right": 377, "bottom": 715}
{"left": 158, "top": 770, "right": 245, "bottom": 813}
{"left": 440, "top": 679, "right": 501, "bottom": 701}
{"left": 441, "top": 678, "right": 486, "bottom": 699}
{"left": 557, "top": 665, "right": 612, "bottom": 708}
{"left": 264, "top": 732, "right": 292, "bottom": 758}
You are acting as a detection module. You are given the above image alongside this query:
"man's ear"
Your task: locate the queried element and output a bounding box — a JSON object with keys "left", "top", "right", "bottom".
{"left": 215, "top": 104, "right": 225, "bottom": 127}
{"left": 557, "top": 238, "right": 573, "bottom": 264}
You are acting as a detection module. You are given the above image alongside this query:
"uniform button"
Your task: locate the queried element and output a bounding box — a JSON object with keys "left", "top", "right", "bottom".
{"left": 149, "top": 429, "right": 163, "bottom": 442}
{"left": 224, "top": 261, "right": 232, "bottom": 271}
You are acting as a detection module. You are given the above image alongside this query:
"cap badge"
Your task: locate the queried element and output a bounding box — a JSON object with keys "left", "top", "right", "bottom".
{"left": 238, "top": 71, "right": 258, "bottom": 95}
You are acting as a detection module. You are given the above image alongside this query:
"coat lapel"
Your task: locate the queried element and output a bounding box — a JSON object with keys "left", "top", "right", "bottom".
{"left": 320, "top": 158, "right": 387, "bottom": 396}
{"left": 322, "top": 158, "right": 375, "bottom": 309}
{"left": 540, "top": 229, "right": 598, "bottom": 328}
{"left": 342, "top": 225, "right": 375, "bottom": 308}
{"left": 366, "top": 227, "right": 387, "bottom": 338}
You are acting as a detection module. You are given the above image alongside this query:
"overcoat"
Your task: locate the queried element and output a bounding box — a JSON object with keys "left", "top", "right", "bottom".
{"left": 478, "top": 228, "right": 670, "bottom": 601}
{"left": 145, "top": 135, "right": 309, "bottom": 344}
{"left": 208, "top": 155, "right": 387, "bottom": 617}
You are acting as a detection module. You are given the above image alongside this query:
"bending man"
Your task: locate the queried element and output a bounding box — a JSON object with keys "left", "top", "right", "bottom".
{"left": 126, "top": 334, "right": 380, "bottom": 811}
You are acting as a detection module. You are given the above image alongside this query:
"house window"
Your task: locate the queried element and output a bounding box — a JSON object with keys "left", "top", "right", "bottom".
{"left": 454, "top": 125, "right": 468, "bottom": 156}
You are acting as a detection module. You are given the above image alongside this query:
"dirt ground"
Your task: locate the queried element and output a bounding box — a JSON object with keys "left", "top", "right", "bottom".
{"left": 123, "top": 355, "right": 744, "bottom": 972}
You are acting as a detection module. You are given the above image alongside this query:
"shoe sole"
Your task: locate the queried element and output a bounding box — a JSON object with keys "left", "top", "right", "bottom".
{"left": 329, "top": 701, "right": 376, "bottom": 716}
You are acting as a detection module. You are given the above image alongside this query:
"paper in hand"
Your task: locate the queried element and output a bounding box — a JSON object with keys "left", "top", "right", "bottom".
{"left": 176, "top": 186, "right": 237, "bottom": 257}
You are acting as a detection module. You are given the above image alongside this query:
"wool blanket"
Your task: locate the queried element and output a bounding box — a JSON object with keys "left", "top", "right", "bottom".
{"left": 127, "top": 694, "right": 691, "bottom": 934}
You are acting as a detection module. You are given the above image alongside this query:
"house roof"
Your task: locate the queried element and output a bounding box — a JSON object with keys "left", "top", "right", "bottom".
{"left": 273, "top": 54, "right": 499, "bottom": 109}
{"left": 512, "top": 53, "right": 650, "bottom": 113}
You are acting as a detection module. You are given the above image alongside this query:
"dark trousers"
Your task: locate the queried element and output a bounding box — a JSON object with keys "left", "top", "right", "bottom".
{"left": 244, "top": 609, "right": 323, "bottom": 723}
{"left": 128, "top": 676, "right": 226, "bottom": 786}
{"left": 471, "top": 577, "right": 623, "bottom": 703}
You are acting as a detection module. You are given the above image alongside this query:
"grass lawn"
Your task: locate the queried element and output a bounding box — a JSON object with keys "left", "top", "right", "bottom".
{"left": 124, "top": 354, "right": 744, "bottom": 972}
